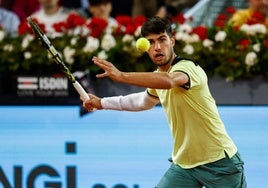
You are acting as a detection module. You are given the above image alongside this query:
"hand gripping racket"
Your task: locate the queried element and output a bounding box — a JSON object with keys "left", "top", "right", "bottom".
{"left": 27, "top": 17, "right": 89, "bottom": 101}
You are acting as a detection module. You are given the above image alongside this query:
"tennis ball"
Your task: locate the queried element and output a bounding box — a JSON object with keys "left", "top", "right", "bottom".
{"left": 136, "top": 37, "right": 150, "bottom": 52}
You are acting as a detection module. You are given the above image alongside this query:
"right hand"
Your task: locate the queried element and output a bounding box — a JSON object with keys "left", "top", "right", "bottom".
{"left": 92, "top": 56, "right": 123, "bottom": 82}
{"left": 82, "top": 94, "right": 103, "bottom": 111}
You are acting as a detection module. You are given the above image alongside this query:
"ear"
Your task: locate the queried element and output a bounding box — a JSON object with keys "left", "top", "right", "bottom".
{"left": 171, "top": 36, "right": 175, "bottom": 47}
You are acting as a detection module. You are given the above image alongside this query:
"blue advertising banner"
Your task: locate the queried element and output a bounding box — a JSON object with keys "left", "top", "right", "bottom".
{"left": 0, "top": 106, "right": 172, "bottom": 188}
{"left": 0, "top": 106, "right": 268, "bottom": 187}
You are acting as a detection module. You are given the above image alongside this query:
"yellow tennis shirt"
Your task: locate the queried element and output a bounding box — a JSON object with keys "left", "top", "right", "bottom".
{"left": 147, "top": 59, "right": 237, "bottom": 169}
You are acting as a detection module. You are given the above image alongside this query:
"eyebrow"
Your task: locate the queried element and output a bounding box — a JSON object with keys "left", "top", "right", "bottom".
{"left": 148, "top": 34, "right": 168, "bottom": 42}
{"left": 158, "top": 34, "right": 167, "bottom": 39}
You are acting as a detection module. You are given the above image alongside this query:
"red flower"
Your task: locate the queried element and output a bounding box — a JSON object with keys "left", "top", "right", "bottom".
{"left": 18, "top": 20, "right": 32, "bottom": 36}
{"left": 226, "top": 6, "right": 236, "bottom": 14}
{"left": 192, "top": 25, "right": 207, "bottom": 40}
{"left": 213, "top": 12, "right": 228, "bottom": 28}
{"left": 233, "top": 25, "right": 240, "bottom": 32}
{"left": 247, "top": 12, "right": 265, "bottom": 25}
{"left": 53, "top": 21, "right": 67, "bottom": 32}
{"left": 115, "top": 15, "right": 145, "bottom": 35}
{"left": 216, "top": 14, "right": 227, "bottom": 21}
{"left": 125, "top": 24, "right": 137, "bottom": 35}
{"left": 133, "top": 15, "right": 146, "bottom": 26}
{"left": 264, "top": 39, "right": 268, "bottom": 49}
{"left": 87, "top": 17, "right": 108, "bottom": 38}
{"left": 214, "top": 20, "right": 225, "bottom": 28}
{"left": 52, "top": 14, "right": 86, "bottom": 33}
{"left": 238, "top": 39, "right": 250, "bottom": 51}
{"left": 172, "top": 13, "right": 186, "bottom": 24}
{"left": 122, "top": 15, "right": 147, "bottom": 35}
{"left": 18, "top": 18, "right": 46, "bottom": 36}
{"left": 115, "top": 15, "right": 132, "bottom": 27}
{"left": 66, "top": 13, "right": 86, "bottom": 28}
{"left": 214, "top": 13, "right": 228, "bottom": 28}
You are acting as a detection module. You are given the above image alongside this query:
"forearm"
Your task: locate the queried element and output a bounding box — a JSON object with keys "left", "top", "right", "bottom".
{"left": 118, "top": 72, "right": 174, "bottom": 89}
{"left": 101, "top": 91, "right": 159, "bottom": 111}
{"left": 92, "top": 56, "right": 188, "bottom": 89}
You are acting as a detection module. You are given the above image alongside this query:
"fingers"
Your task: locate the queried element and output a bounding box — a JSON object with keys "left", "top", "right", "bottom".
{"left": 92, "top": 56, "right": 110, "bottom": 68}
{"left": 91, "top": 56, "right": 121, "bottom": 81}
{"left": 83, "top": 98, "right": 96, "bottom": 112}
{"left": 92, "top": 56, "right": 112, "bottom": 78}
{"left": 82, "top": 94, "right": 102, "bottom": 111}
{"left": 96, "top": 73, "right": 107, "bottom": 78}
{"left": 81, "top": 94, "right": 93, "bottom": 112}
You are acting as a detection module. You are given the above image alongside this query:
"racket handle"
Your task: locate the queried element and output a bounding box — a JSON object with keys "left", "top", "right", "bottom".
{"left": 73, "top": 81, "right": 90, "bottom": 100}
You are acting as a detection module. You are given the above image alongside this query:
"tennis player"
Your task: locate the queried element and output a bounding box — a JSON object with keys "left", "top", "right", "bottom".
{"left": 82, "top": 16, "right": 247, "bottom": 187}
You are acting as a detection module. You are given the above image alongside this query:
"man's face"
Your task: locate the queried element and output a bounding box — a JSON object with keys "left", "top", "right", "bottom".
{"left": 38, "top": 0, "right": 59, "bottom": 10}
{"left": 146, "top": 32, "right": 175, "bottom": 68}
{"left": 89, "top": 2, "right": 112, "bottom": 20}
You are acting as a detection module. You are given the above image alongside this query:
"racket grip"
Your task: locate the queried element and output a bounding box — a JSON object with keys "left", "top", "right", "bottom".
{"left": 73, "top": 81, "right": 90, "bottom": 100}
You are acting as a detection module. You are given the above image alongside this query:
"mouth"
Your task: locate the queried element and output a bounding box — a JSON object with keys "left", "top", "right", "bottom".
{"left": 154, "top": 54, "right": 164, "bottom": 61}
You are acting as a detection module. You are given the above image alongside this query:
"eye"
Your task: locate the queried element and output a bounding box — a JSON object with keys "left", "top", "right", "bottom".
{"left": 148, "top": 40, "right": 154, "bottom": 45}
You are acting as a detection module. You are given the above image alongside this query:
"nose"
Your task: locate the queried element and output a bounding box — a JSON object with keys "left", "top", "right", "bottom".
{"left": 154, "top": 41, "right": 161, "bottom": 50}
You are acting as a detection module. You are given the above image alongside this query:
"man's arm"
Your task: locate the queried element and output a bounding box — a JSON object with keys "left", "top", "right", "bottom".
{"left": 92, "top": 56, "right": 189, "bottom": 89}
{"left": 83, "top": 91, "right": 159, "bottom": 112}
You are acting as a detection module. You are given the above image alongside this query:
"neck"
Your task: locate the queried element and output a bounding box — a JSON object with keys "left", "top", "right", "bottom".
{"left": 158, "top": 54, "right": 177, "bottom": 72}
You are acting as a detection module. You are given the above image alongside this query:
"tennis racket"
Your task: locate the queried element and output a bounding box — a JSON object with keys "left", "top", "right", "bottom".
{"left": 27, "top": 17, "right": 89, "bottom": 101}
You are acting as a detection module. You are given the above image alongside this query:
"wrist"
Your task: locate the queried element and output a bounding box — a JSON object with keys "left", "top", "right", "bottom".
{"left": 115, "top": 72, "right": 125, "bottom": 83}
{"left": 98, "top": 98, "right": 103, "bottom": 109}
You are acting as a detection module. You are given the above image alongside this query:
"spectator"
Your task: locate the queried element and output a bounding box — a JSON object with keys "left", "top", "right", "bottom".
{"left": 84, "top": 0, "right": 117, "bottom": 25}
{"left": 132, "top": 0, "right": 161, "bottom": 18}
{"left": 132, "top": 0, "right": 197, "bottom": 19}
{"left": 28, "top": 0, "right": 71, "bottom": 35}
{"left": 228, "top": 0, "right": 268, "bottom": 28}
{"left": 12, "top": 0, "right": 40, "bottom": 21}
{"left": 0, "top": 0, "right": 20, "bottom": 36}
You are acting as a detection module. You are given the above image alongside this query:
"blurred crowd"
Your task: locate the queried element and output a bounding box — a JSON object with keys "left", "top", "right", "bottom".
{"left": 0, "top": 0, "right": 197, "bottom": 37}
{"left": 1, "top": 0, "right": 268, "bottom": 37}
{"left": 228, "top": 0, "right": 268, "bottom": 27}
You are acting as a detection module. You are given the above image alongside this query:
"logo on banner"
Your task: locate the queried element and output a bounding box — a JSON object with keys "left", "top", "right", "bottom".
{"left": 0, "top": 142, "right": 140, "bottom": 188}
{"left": 17, "top": 75, "right": 69, "bottom": 97}
{"left": 17, "top": 77, "right": 38, "bottom": 90}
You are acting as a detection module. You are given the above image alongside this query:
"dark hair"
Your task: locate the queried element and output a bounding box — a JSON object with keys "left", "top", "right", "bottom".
{"left": 88, "top": 0, "right": 111, "bottom": 6}
{"left": 141, "top": 16, "right": 173, "bottom": 37}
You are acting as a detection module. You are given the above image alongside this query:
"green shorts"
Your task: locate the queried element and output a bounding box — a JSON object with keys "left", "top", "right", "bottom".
{"left": 156, "top": 152, "right": 247, "bottom": 188}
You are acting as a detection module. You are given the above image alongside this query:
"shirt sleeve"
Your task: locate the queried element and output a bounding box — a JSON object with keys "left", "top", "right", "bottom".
{"left": 170, "top": 60, "right": 202, "bottom": 88}
{"left": 147, "top": 88, "right": 158, "bottom": 98}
